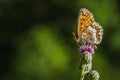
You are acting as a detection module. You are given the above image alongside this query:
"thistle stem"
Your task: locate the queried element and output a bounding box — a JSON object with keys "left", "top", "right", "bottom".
{"left": 80, "top": 64, "right": 85, "bottom": 80}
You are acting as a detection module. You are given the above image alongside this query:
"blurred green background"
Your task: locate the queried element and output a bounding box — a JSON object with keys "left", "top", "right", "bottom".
{"left": 0, "top": 0, "right": 120, "bottom": 80}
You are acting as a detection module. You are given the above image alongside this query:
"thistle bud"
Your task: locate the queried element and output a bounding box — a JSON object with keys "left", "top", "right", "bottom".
{"left": 85, "top": 70, "right": 100, "bottom": 80}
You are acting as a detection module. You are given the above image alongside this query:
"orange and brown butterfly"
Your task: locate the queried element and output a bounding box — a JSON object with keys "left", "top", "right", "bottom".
{"left": 73, "top": 8, "right": 103, "bottom": 47}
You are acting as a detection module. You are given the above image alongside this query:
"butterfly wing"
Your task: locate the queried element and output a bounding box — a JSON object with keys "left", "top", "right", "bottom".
{"left": 77, "top": 8, "right": 94, "bottom": 38}
{"left": 81, "top": 22, "right": 103, "bottom": 45}
{"left": 75, "top": 8, "right": 103, "bottom": 45}
{"left": 91, "top": 22, "right": 103, "bottom": 44}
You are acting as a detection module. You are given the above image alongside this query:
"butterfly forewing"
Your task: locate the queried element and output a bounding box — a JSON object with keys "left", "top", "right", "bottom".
{"left": 77, "top": 8, "right": 94, "bottom": 38}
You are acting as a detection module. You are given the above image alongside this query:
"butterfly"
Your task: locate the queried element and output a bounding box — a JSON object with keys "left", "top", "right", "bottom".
{"left": 73, "top": 8, "right": 103, "bottom": 47}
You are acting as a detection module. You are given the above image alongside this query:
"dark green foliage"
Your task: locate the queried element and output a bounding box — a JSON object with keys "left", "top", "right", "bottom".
{"left": 0, "top": 0, "right": 120, "bottom": 80}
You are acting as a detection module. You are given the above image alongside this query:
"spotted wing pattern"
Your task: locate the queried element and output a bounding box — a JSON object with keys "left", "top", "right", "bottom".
{"left": 77, "top": 8, "right": 94, "bottom": 37}
{"left": 77, "top": 8, "right": 103, "bottom": 45}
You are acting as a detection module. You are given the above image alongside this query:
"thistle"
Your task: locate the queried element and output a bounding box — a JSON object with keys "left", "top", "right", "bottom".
{"left": 78, "top": 44, "right": 96, "bottom": 80}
